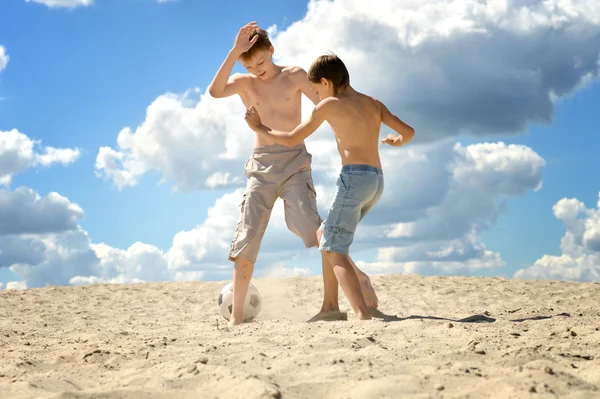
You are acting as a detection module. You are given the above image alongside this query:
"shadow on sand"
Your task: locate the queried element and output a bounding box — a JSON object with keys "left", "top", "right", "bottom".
{"left": 371, "top": 309, "right": 571, "bottom": 324}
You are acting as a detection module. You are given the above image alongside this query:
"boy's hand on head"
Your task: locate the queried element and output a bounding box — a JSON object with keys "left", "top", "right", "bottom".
{"left": 244, "top": 106, "right": 263, "bottom": 131}
{"left": 233, "top": 22, "right": 260, "bottom": 54}
{"left": 381, "top": 133, "right": 404, "bottom": 147}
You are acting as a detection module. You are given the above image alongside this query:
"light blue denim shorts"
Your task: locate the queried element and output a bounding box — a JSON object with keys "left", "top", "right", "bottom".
{"left": 319, "top": 164, "right": 384, "bottom": 255}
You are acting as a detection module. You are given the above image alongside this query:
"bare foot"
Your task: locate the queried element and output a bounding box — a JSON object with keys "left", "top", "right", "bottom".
{"left": 307, "top": 310, "right": 348, "bottom": 323}
{"left": 356, "top": 311, "right": 372, "bottom": 321}
{"left": 359, "top": 275, "right": 379, "bottom": 308}
{"left": 228, "top": 317, "right": 243, "bottom": 327}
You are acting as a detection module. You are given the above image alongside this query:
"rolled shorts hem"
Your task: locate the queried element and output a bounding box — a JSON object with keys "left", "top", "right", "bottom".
{"left": 228, "top": 250, "right": 257, "bottom": 264}
{"left": 318, "top": 246, "right": 350, "bottom": 255}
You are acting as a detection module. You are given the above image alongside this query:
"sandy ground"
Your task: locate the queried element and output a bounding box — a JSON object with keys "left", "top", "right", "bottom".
{"left": 1, "top": 274, "right": 599, "bottom": 399}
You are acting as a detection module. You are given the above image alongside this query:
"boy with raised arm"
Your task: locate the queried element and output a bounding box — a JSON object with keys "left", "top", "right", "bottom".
{"left": 244, "top": 54, "right": 415, "bottom": 320}
{"left": 208, "top": 23, "right": 379, "bottom": 326}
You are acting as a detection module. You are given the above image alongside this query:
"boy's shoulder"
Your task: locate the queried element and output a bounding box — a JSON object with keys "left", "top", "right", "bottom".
{"left": 280, "top": 65, "right": 308, "bottom": 80}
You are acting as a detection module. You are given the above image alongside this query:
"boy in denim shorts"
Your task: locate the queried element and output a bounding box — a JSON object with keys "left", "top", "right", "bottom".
{"left": 208, "top": 23, "right": 379, "bottom": 326}
{"left": 245, "top": 54, "right": 415, "bottom": 320}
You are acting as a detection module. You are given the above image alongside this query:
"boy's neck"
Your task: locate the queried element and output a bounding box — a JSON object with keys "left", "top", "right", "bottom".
{"left": 260, "top": 63, "right": 283, "bottom": 81}
{"left": 336, "top": 85, "right": 355, "bottom": 96}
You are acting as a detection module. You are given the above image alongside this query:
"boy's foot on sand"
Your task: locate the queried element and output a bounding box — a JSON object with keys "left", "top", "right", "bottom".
{"left": 359, "top": 275, "right": 379, "bottom": 308}
{"left": 228, "top": 318, "right": 243, "bottom": 327}
{"left": 307, "top": 310, "right": 348, "bottom": 323}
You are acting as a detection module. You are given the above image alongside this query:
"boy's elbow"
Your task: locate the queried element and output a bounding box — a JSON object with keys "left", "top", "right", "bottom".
{"left": 207, "top": 86, "right": 220, "bottom": 98}
{"left": 405, "top": 126, "right": 416, "bottom": 142}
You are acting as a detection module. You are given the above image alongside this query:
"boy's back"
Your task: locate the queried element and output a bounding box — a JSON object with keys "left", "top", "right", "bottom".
{"left": 318, "top": 89, "right": 384, "bottom": 168}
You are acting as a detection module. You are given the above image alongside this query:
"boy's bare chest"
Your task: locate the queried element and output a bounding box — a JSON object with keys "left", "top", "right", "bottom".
{"left": 245, "top": 80, "right": 299, "bottom": 110}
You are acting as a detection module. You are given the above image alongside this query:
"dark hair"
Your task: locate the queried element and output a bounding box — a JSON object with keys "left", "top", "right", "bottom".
{"left": 239, "top": 28, "right": 272, "bottom": 62}
{"left": 307, "top": 54, "right": 350, "bottom": 95}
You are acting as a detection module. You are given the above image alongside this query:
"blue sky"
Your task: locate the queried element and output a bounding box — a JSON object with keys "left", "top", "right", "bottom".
{"left": 1, "top": 0, "right": 599, "bottom": 288}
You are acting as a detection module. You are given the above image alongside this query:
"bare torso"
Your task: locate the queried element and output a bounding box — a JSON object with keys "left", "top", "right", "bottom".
{"left": 324, "top": 88, "right": 384, "bottom": 168}
{"left": 237, "top": 67, "right": 305, "bottom": 147}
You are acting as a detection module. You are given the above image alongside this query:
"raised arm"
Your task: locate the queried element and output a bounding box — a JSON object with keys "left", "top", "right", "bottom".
{"left": 245, "top": 101, "right": 330, "bottom": 147}
{"left": 207, "top": 22, "right": 258, "bottom": 98}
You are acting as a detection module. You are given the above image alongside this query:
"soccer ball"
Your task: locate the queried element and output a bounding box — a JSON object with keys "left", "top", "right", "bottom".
{"left": 217, "top": 282, "right": 262, "bottom": 321}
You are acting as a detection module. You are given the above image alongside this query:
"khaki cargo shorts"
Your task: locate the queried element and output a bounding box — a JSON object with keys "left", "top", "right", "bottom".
{"left": 228, "top": 143, "right": 323, "bottom": 263}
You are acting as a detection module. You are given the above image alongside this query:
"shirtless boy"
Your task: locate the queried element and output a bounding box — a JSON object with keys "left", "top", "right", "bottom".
{"left": 208, "top": 23, "right": 379, "bottom": 326}
{"left": 244, "top": 54, "right": 415, "bottom": 320}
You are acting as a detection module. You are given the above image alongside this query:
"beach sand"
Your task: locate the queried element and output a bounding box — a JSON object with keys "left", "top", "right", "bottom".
{"left": 1, "top": 274, "right": 599, "bottom": 398}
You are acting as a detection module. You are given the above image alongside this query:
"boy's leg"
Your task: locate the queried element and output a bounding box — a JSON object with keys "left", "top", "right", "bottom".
{"left": 349, "top": 258, "right": 379, "bottom": 309}
{"left": 279, "top": 171, "right": 346, "bottom": 321}
{"left": 322, "top": 250, "right": 371, "bottom": 320}
{"left": 230, "top": 256, "right": 254, "bottom": 326}
{"left": 228, "top": 161, "right": 277, "bottom": 326}
{"left": 318, "top": 166, "right": 385, "bottom": 319}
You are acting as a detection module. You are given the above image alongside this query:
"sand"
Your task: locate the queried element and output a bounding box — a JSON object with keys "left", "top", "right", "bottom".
{"left": 1, "top": 274, "right": 599, "bottom": 399}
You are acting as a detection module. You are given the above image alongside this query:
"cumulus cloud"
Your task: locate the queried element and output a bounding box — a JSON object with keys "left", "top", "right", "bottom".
{"left": 25, "top": 0, "right": 93, "bottom": 8}
{"left": 271, "top": 0, "right": 600, "bottom": 141}
{"left": 514, "top": 193, "right": 600, "bottom": 282}
{"left": 95, "top": 91, "right": 252, "bottom": 191}
{"left": 0, "top": 188, "right": 83, "bottom": 236}
{"left": 0, "top": 46, "right": 8, "bottom": 74}
{"left": 0, "top": 130, "right": 81, "bottom": 186}
{"left": 5, "top": 281, "right": 27, "bottom": 290}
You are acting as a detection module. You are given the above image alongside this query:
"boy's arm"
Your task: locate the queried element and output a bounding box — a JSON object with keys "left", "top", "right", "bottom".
{"left": 207, "top": 52, "right": 246, "bottom": 98}
{"left": 379, "top": 101, "right": 415, "bottom": 146}
{"left": 245, "top": 101, "right": 330, "bottom": 146}
{"left": 294, "top": 68, "right": 321, "bottom": 105}
{"left": 207, "top": 22, "right": 258, "bottom": 98}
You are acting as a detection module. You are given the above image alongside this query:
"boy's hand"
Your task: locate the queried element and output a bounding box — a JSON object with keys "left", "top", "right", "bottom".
{"left": 381, "top": 133, "right": 404, "bottom": 146}
{"left": 245, "top": 106, "right": 262, "bottom": 131}
{"left": 233, "top": 22, "right": 260, "bottom": 55}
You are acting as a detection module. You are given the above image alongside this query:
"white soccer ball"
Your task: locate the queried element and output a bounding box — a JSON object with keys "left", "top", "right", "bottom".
{"left": 217, "top": 282, "right": 262, "bottom": 321}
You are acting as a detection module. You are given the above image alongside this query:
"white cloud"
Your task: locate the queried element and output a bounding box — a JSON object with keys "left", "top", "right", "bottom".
{"left": 258, "top": 262, "right": 312, "bottom": 279}
{"left": 0, "top": 282, "right": 3, "bottom": 290}
{"left": 95, "top": 91, "right": 253, "bottom": 191}
{"left": 25, "top": 0, "right": 93, "bottom": 8}
{"left": 0, "top": 46, "right": 8, "bottom": 74}
{"left": 5, "top": 281, "right": 27, "bottom": 290}
{"left": 35, "top": 147, "right": 81, "bottom": 167}
{"left": 514, "top": 193, "right": 600, "bottom": 282}
{"left": 0, "top": 129, "right": 81, "bottom": 186}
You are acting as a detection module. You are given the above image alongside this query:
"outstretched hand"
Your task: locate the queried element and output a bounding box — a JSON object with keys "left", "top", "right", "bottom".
{"left": 245, "top": 106, "right": 262, "bottom": 131}
{"left": 381, "top": 133, "right": 404, "bottom": 147}
{"left": 233, "top": 22, "right": 260, "bottom": 54}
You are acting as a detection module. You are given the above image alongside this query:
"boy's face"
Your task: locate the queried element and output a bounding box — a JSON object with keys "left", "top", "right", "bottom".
{"left": 241, "top": 47, "right": 275, "bottom": 80}
{"left": 309, "top": 78, "right": 334, "bottom": 99}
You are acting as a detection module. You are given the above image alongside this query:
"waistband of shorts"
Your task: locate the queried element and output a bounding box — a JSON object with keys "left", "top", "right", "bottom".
{"left": 341, "top": 164, "right": 383, "bottom": 175}
{"left": 252, "top": 143, "right": 307, "bottom": 155}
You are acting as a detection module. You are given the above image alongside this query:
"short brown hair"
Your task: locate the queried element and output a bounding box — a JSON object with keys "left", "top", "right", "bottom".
{"left": 239, "top": 28, "right": 272, "bottom": 62}
{"left": 308, "top": 54, "right": 350, "bottom": 95}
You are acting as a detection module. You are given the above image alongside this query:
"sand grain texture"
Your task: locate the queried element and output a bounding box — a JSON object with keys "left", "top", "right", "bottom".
{"left": 1, "top": 274, "right": 600, "bottom": 398}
